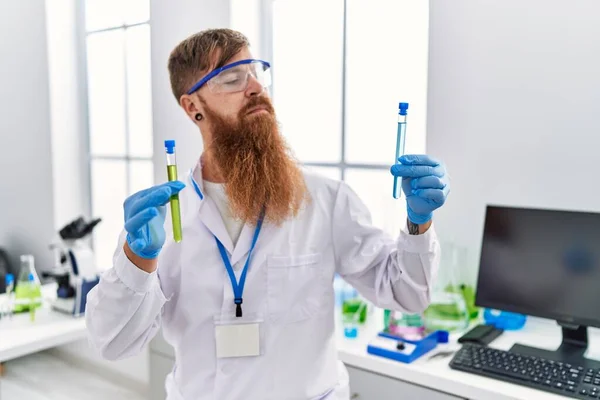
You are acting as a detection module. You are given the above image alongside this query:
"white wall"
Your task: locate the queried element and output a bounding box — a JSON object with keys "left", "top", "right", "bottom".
{"left": 0, "top": 0, "right": 55, "bottom": 273}
{"left": 45, "top": 0, "right": 90, "bottom": 231}
{"left": 150, "top": 0, "right": 232, "bottom": 185}
{"left": 427, "top": 0, "right": 600, "bottom": 284}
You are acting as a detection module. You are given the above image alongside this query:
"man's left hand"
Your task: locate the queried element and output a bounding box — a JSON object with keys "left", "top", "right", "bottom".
{"left": 390, "top": 154, "right": 450, "bottom": 225}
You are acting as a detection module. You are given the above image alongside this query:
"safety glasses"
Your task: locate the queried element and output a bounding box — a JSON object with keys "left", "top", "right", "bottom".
{"left": 186, "top": 59, "right": 272, "bottom": 95}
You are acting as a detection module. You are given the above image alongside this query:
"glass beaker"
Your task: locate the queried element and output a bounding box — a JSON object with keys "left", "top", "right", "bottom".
{"left": 339, "top": 280, "right": 369, "bottom": 338}
{"left": 342, "top": 303, "right": 365, "bottom": 339}
{"left": 387, "top": 311, "right": 427, "bottom": 340}
{"left": 14, "top": 255, "right": 42, "bottom": 313}
{"left": 423, "top": 242, "right": 471, "bottom": 332}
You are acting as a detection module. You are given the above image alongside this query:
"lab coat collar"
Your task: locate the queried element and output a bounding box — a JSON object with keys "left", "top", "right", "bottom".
{"left": 230, "top": 221, "right": 268, "bottom": 266}
{"left": 189, "top": 157, "right": 269, "bottom": 265}
{"left": 190, "top": 158, "right": 235, "bottom": 254}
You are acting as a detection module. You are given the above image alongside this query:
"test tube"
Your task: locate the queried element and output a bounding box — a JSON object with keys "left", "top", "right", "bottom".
{"left": 28, "top": 273, "right": 36, "bottom": 322}
{"left": 4, "top": 273, "right": 14, "bottom": 319}
{"left": 393, "top": 102, "right": 409, "bottom": 199}
{"left": 164, "top": 140, "right": 182, "bottom": 242}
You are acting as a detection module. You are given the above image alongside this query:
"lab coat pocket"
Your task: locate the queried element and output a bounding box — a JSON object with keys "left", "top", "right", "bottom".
{"left": 267, "top": 253, "right": 326, "bottom": 324}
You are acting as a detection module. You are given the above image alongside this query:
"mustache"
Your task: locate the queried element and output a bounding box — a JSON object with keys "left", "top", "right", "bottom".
{"left": 239, "top": 96, "right": 275, "bottom": 117}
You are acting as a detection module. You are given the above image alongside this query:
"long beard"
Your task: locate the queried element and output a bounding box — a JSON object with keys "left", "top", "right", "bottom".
{"left": 203, "top": 96, "right": 309, "bottom": 226}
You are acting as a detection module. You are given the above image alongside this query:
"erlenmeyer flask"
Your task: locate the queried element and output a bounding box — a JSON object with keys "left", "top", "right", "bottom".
{"left": 14, "top": 255, "right": 42, "bottom": 313}
{"left": 423, "top": 242, "right": 471, "bottom": 332}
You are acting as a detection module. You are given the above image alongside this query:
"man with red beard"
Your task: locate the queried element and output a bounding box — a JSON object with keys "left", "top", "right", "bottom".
{"left": 86, "top": 29, "right": 450, "bottom": 400}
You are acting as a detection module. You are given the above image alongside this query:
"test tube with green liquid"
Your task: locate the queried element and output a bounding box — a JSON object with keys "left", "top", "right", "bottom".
{"left": 164, "top": 140, "right": 182, "bottom": 242}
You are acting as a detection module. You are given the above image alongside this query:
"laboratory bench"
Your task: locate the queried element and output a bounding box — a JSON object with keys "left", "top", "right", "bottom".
{"left": 0, "top": 284, "right": 88, "bottom": 400}
{"left": 150, "top": 311, "right": 591, "bottom": 400}
{"left": 0, "top": 283, "right": 87, "bottom": 364}
{"left": 1, "top": 284, "right": 587, "bottom": 400}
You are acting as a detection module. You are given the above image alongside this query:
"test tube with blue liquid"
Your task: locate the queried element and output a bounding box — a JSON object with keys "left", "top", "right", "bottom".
{"left": 393, "top": 102, "right": 409, "bottom": 199}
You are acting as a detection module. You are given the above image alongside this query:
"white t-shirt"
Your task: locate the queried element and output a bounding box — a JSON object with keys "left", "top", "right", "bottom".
{"left": 202, "top": 181, "right": 245, "bottom": 246}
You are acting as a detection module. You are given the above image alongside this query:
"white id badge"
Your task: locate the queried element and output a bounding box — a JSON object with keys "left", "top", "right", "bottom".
{"left": 214, "top": 314, "right": 262, "bottom": 358}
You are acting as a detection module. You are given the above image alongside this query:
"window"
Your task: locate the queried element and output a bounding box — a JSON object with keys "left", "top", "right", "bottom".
{"left": 83, "top": 0, "right": 154, "bottom": 269}
{"left": 268, "top": 0, "right": 429, "bottom": 236}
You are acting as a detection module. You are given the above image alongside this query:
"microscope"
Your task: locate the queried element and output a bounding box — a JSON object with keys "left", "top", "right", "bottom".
{"left": 43, "top": 217, "right": 102, "bottom": 317}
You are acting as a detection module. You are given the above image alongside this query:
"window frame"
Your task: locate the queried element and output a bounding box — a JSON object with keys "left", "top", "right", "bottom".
{"left": 77, "top": 1, "right": 154, "bottom": 262}
{"left": 261, "top": 0, "right": 401, "bottom": 180}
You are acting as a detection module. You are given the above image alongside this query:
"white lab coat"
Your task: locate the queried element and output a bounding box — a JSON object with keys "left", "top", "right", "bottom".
{"left": 86, "top": 158, "right": 440, "bottom": 400}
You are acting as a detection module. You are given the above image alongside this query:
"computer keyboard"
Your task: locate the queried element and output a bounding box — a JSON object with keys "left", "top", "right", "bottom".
{"left": 450, "top": 343, "right": 600, "bottom": 399}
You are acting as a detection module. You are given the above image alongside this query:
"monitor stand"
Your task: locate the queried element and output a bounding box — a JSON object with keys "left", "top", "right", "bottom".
{"left": 510, "top": 322, "right": 600, "bottom": 368}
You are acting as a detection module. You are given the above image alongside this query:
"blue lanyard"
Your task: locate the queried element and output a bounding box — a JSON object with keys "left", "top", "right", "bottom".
{"left": 191, "top": 174, "right": 263, "bottom": 317}
{"left": 215, "top": 218, "right": 263, "bottom": 318}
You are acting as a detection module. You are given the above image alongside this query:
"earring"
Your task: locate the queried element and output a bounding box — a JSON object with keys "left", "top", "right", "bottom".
{"left": 195, "top": 113, "right": 203, "bottom": 121}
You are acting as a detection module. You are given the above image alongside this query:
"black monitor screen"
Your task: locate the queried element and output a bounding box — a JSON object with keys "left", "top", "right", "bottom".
{"left": 476, "top": 205, "right": 600, "bottom": 328}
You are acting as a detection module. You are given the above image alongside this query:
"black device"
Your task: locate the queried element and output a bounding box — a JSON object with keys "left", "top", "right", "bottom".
{"left": 0, "top": 247, "right": 14, "bottom": 294}
{"left": 458, "top": 324, "right": 503, "bottom": 346}
{"left": 451, "top": 343, "right": 600, "bottom": 398}
{"left": 449, "top": 205, "right": 600, "bottom": 399}
{"left": 59, "top": 217, "right": 102, "bottom": 240}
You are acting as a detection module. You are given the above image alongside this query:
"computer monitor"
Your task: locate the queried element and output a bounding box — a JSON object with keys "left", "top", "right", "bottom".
{"left": 476, "top": 204, "right": 600, "bottom": 364}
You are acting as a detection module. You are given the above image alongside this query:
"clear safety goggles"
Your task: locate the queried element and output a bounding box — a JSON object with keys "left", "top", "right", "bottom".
{"left": 186, "top": 59, "right": 272, "bottom": 95}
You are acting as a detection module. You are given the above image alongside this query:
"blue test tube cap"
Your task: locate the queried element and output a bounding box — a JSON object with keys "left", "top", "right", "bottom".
{"left": 436, "top": 330, "right": 450, "bottom": 343}
{"left": 5, "top": 273, "right": 13, "bottom": 285}
{"left": 164, "top": 140, "right": 176, "bottom": 154}
{"left": 398, "top": 102, "right": 409, "bottom": 116}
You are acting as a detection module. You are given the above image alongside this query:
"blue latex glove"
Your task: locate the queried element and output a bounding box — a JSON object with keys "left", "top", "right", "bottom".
{"left": 390, "top": 154, "right": 450, "bottom": 224}
{"left": 124, "top": 181, "right": 186, "bottom": 259}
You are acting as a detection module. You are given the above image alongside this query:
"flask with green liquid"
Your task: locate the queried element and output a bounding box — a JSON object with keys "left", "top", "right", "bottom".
{"left": 14, "top": 255, "right": 42, "bottom": 315}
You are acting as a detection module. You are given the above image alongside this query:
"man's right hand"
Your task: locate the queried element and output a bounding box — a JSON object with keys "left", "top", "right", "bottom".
{"left": 123, "top": 181, "right": 186, "bottom": 268}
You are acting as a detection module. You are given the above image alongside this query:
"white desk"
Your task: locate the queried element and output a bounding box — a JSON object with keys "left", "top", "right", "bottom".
{"left": 0, "top": 284, "right": 87, "bottom": 363}
{"left": 149, "top": 311, "right": 595, "bottom": 399}
{"left": 337, "top": 313, "right": 600, "bottom": 400}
